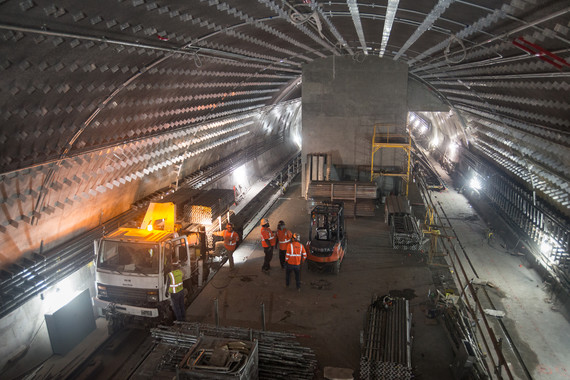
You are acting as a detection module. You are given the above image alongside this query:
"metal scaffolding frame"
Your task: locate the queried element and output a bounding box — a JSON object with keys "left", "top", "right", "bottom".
{"left": 370, "top": 124, "right": 411, "bottom": 196}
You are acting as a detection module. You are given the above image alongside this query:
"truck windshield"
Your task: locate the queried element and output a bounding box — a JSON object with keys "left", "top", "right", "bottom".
{"left": 98, "top": 241, "right": 159, "bottom": 274}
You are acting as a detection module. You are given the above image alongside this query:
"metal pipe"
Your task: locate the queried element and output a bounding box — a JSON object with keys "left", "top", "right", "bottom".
{"left": 214, "top": 298, "right": 219, "bottom": 327}
{"left": 261, "top": 302, "right": 266, "bottom": 331}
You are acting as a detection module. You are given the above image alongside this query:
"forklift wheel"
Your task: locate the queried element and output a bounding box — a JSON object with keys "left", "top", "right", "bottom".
{"left": 307, "top": 260, "right": 318, "bottom": 272}
{"left": 332, "top": 260, "right": 341, "bottom": 275}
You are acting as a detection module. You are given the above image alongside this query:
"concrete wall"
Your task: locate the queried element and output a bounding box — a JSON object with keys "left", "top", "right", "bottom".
{"left": 301, "top": 56, "right": 409, "bottom": 196}
{"left": 302, "top": 56, "right": 409, "bottom": 166}
{"left": 0, "top": 101, "right": 302, "bottom": 268}
{"left": 0, "top": 263, "right": 96, "bottom": 377}
{"left": 0, "top": 104, "right": 302, "bottom": 377}
{"left": 407, "top": 78, "right": 449, "bottom": 112}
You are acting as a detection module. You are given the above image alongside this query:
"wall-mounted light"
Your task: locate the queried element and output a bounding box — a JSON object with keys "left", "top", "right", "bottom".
{"left": 233, "top": 164, "right": 248, "bottom": 189}
{"left": 293, "top": 132, "right": 302, "bottom": 148}
{"left": 42, "top": 283, "right": 80, "bottom": 314}
{"left": 448, "top": 141, "right": 458, "bottom": 157}
{"left": 540, "top": 239, "right": 552, "bottom": 255}
{"left": 379, "top": 0, "right": 400, "bottom": 57}
{"left": 430, "top": 136, "right": 440, "bottom": 147}
{"left": 469, "top": 176, "right": 481, "bottom": 190}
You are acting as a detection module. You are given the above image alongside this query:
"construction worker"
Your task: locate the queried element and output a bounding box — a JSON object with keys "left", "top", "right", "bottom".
{"left": 260, "top": 218, "right": 276, "bottom": 273}
{"left": 213, "top": 223, "right": 240, "bottom": 269}
{"left": 285, "top": 233, "right": 307, "bottom": 291}
{"left": 276, "top": 220, "right": 293, "bottom": 269}
{"left": 165, "top": 261, "right": 185, "bottom": 321}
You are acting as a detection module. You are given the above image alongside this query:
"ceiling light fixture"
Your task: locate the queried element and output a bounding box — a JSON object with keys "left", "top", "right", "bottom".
{"left": 379, "top": 0, "right": 400, "bottom": 57}
{"left": 347, "top": 0, "right": 368, "bottom": 55}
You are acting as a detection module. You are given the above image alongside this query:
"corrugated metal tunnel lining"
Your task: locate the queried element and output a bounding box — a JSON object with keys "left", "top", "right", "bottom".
{"left": 1, "top": 0, "right": 569, "bottom": 266}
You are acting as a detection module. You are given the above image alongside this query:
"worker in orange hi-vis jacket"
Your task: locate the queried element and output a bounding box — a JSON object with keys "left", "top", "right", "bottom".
{"left": 276, "top": 220, "right": 293, "bottom": 270}
{"left": 213, "top": 223, "right": 239, "bottom": 270}
{"left": 260, "top": 218, "right": 276, "bottom": 273}
{"left": 285, "top": 233, "right": 307, "bottom": 291}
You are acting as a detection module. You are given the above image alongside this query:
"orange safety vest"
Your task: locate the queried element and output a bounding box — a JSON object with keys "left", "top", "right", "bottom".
{"left": 285, "top": 242, "right": 306, "bottom": 265}
{"left": 277, "top": 229, "right": 293, "bottom": 250}
{"left": 223, "top": 230, "right": 239, "bottom": 251}
{"left": 261, "top": 226, "right": 276, "bottom": 247}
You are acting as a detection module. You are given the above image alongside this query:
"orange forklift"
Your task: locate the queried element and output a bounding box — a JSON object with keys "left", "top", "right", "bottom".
{"left": 306, "top": 201, "right": 347, "bottom": 274}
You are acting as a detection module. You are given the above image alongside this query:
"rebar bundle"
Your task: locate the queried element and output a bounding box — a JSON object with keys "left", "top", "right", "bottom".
{"left": 360, "top": 296, "right": 412, "bottom": 380}
{"left": 390, "top": 214, "right": 423, "bottom": 250}
{"left": 149, "top": 322, "right": 317, "bottom": 380}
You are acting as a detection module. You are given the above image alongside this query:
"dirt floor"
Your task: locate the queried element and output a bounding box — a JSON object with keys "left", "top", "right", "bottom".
{"left": 185, "top": 177, "right": 456, "bottom": 379}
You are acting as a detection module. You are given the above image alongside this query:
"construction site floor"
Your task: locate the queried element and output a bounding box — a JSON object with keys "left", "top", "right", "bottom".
{"left": 11, "top": 169, "right": 568, "bottom": 380}
{"left": 186, "top": 177, "right": 452, "bottom": 379}
{"left": 186, "top": 173, "right": 570, "bottom": 380}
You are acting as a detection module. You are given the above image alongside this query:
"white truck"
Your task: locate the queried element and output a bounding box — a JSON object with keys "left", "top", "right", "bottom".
{"left": 93, "top": 201, "right": 204, "bottom": 331}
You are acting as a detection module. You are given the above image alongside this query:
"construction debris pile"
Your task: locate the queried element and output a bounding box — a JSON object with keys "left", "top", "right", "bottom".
{"left": 360, "top": 296, "right": 412, "bottom": 380}
{"left": 134, "top": 322, "right": 317, "bottom": 380}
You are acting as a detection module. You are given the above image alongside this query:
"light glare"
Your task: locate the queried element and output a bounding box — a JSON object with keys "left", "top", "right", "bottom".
{"left": 469, "top": 177, "right": 481, "bottom": 190}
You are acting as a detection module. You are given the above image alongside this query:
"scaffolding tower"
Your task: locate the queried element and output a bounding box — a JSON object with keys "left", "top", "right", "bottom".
{"left": 370, "top": 124, "right": 411, "bottom": 196}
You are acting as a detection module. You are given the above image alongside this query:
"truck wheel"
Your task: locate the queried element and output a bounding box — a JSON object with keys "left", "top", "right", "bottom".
{"left": 107, "top": 316, "right": 123, "bottom": 335}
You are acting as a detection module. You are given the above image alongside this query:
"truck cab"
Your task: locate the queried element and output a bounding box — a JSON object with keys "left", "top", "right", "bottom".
{"left": 306, "top": 202, "right": 347, "bottom": 274}
{"left": 94, "top": 202, "right": 201, "bottom": 330}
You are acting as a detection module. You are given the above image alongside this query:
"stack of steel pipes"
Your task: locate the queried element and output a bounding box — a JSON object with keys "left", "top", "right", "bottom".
{"left": 360, "top": 296, "right": 412, "bottom": 380}
{"left": 307, "top": 181, "right": 376, "bottom": 200}
{"left": 150, "top": 323, "right": 317, "bottom": 379}
{"left": 308, "top": 181, "right": 377, "bottom": 217}
{"left": 390, "top": 214, "right": 423, "bottom": 250}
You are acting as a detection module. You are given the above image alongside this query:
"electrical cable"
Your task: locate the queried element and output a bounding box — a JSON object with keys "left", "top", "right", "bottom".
{"left": 444, "top": 34, "right": 466, "bottom": 64}
{"left": 353, "top": 50, "right": 366, "bottom": 63}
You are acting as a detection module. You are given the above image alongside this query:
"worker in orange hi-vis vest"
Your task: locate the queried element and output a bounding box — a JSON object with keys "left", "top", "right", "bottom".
{"left": 260, "top": 218, "right": 276, "bottom": 273}
{"left": 276, "top": 220, "right": 293, "bottom": 270}
{"left": 285, "top": 233, "right": 307, "bottom": 291}
{"left": 213, "top": 223, "right": 239, "bottom": 270}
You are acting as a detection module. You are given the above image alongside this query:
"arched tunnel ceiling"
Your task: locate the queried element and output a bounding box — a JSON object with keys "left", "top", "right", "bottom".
{"left": 0, "top": 0, "right": 569, "bottom": 252}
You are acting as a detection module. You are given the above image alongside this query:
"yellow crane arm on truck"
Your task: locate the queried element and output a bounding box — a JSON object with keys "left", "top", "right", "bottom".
{"left": 140, "top": 202, "right": 177, "bottom": 232}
